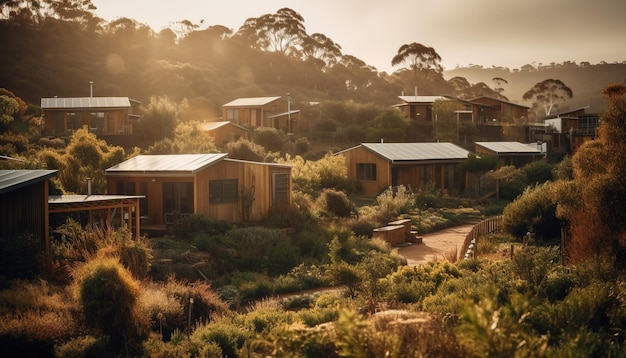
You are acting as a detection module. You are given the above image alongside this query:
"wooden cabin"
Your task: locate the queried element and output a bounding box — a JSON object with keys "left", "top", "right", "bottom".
{"left": 41, "top": 96, "right": 141, "bottom": 137}
{"left": 394, "top": 95, "right": 450, "bottom": 121}
{"left": 199, "top": 121, "right": 249, "bottom": 148}
{"left": 222, "top": 96, "right": 301, "bottom": 134}
{"left": 336, "top": 142, "right": 470, "bottom": 196}
{"left": 475, "top": 141, "right": 544, "bottom": 168}
{"left": 0, "top": 170, "right": 57, "bottom": 252}
{"left": 466, "top": 96, "right": 530, "bottom": 124}
{"left": 105, "top": 154, "right": 292, "bottom": 225}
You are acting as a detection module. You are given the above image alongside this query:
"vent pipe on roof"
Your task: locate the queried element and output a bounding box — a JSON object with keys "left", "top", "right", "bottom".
{"left": 415, "top": 86, "right": 418, "bottom": 98}
{"left": 87, "top": 177, "right": 92, "bottom": 195}
{"left": 89, "top": 81, "right": 93, "bottom": 97}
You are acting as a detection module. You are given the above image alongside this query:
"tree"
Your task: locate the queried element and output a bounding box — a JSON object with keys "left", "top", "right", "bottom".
{"left": 492, "top": 77, "right": 508, "bottom": 99}
{"left": 391, "top": 42, "right": 443, "bottom": 94}
{"left": 366, "top": 109, "right": 410, "bottom": 142}
{"left": 0, "top": 95, "right": 18, "bottom": 125}
{"left": 135, "top": 96, "right": 180, "bottom": 148}
{"left": 236, "top": 7, "right": 307, "bottom": 56}
{"left": 553, "top": 84, "right": 626, "bottom": 264}
{"left": 301, "top": 32, "right": 342, "bottom": 67}
{"left": 522, "top": 79, "right": 573, "bottom": 117}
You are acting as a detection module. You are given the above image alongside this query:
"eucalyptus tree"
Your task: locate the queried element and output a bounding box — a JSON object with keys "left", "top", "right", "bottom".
{"left": 391, "top": 42, "right": 443, "bottom": 94}
{"left": 236, "top": 7, "right": 307, "bottom": 56}
{"left": 301, "top": 32, "right": 342, "bottom": 67}
{"left": 522, "top": 78, "right": 573, "bottom": 117}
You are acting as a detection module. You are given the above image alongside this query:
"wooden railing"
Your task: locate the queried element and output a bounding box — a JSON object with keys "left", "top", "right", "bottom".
{"left": 459, "top": 215, "right": 503, "bottom": 260}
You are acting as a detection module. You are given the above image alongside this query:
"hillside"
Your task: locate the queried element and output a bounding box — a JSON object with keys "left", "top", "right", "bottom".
{"left": 444, "top": 62, "right": 626, "bottom": 114}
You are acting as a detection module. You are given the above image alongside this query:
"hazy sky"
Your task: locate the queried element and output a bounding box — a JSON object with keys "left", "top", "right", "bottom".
{"left": 91, "top": 0, "right": 626, "bottom": 73}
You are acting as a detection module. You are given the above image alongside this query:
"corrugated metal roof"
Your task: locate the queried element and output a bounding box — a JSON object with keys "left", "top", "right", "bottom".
{"left": 360, "top": 142, "right": 470, "bottom": 162}
{"left": 0, "top": 170, "right": 57, "bottom": 194}
{"left": 105, "top": 154, "right": 227, "bottom": 175}
{"left": 398, "top": 96, "right": 448, "bottom": 104}
{"left": 41, "top": 97, "right": 131, "bottom": 109}
{"left": 199, "top": 121, "right": 248, "bottom": 132}
{"left": 223, "top": 97, "right": 282, "bottom": 107}
{"left": 476, "top": 141, "right": 541, "bottom": 154}
{"left": 49, "top": 194, "right": 144, "bottom": 205}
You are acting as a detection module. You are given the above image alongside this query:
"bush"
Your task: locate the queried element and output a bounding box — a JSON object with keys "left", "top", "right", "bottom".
{"left": 173, "top": 214, "right": 231, "bottom": 240}
{"left": 192, "top": 319, "right": 251, "bottom": 358}
{"left": 375, "top": 185, "right": 416, "bottom": 223}
{"left": 0, "top": 234, "right": 41, "bottom": 282}
{"left": 316, "top": 188, "right": 356, "bottom": 219}
{"left": 252, "top": 127, "right": 285, "bottom": 153}
{"left": 502, "top": 182, "right": 562, "bottom": 242}
{"left": 72, "top": 257, "right": 146, "bottom": 356}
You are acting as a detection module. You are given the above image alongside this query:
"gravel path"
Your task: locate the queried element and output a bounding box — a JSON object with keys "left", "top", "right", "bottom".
{"left": 396, "top": 224, "right": 475, "bottom": 265}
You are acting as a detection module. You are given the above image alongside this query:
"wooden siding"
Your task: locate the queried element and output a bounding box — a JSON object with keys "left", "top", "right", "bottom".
{"left": 223, "top": 98, "right": 301, "bottom": 133}
{"left": 468, "top": 97, "right": 529, "bottom": 123}
{"left": 43, "top": 108, "right": 133, "bottom": 136}
{"left": 0, "top": 180, "right": 49, "bottom": 251}
{"left": 107, "top": 161, "right": 291, "bottom": 224}
{"left": 206, "top": 125, "right": 249, "bottom": 148}
{"left": 339, "top": 146, "right": 466, "bottom": 196}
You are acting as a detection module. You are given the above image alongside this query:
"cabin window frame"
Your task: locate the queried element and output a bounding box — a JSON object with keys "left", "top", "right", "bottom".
{"left": 356, "top": 163, "right": 377, "bottom": 181}
{"left": 209, "top": 178, "right": 239, "bottom": 204}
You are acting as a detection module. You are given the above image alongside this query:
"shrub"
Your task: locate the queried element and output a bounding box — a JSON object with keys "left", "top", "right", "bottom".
{"left": 225, "top": 137, "right": 266, "bottom": 161}
{"left": 316, "top": 188, "right": 356, "bottom": 219}
{"left": 252, "top": 127, "right": 285, "bottom": 153}
{"left": 375, "top": 185, "right": 416, "bottom": 222}
{"left": 72, "top": 256, "right": 147, "bottom": 356}
{"left": 191, "top": 319, "right": 251, "bottom": 358}
{"left": 502, "top": 182, "right": 562, "bottom": 242}
{"left": 173, "top": 214, "right": 231, "bottom": 240}
{"left": 0, "top": 233, "right": 41, "bottom": 282}
{"left": 351, "top": 220, "right": 375, "bottom": 238}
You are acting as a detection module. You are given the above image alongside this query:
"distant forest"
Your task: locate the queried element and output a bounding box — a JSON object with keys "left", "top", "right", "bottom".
{"left": 1, "top": 1, "right": 624, "bottom": 117}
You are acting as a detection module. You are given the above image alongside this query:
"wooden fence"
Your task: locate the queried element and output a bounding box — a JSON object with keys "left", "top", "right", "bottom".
{"left": 459, "top": 215, "right": 503, "bottom": 260}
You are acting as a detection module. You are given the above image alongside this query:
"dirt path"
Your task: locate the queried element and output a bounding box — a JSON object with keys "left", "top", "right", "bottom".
{"left": 396, "top": 224, "right": 474, "bottom": 265}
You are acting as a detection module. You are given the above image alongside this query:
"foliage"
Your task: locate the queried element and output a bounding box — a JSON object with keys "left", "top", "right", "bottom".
{"left": 523, "top": 78, "right": 574, "bottom": 117}
{"left": 135, "top": 96, "right": 181, "bottom": 148}
{"left": 172, "top": 213, "right": 232, "bottom": 241}
{"left": 147, "top": 120, "right": 219, "bottom": 154}
{"left": 279, "top": 153, "right": 351, "bottom": 194}
{"left": 252, "top": 127, "right": 286, "bottom": 153}
{"left": 315, "top": 188, "right": 356, "bottom": 219}
{"left": 226, "top": 137, "right": 266, "bottom": 161}
{"left": 71, "top": 256, "right": 147, "bottom": 356}
{"left": 502, "top": 182, "right": 562, "bottom": 242}
{"left": 374, "top": 185, "right": 416, "bottom": 223}
{"left": 0, "top": 234, "right": 41, "bottom": 282}
{"left": 554, "top": 85, "right": 626, "bottom": 263}
{"left": 366, "top": 109, "right": 410, "bottom": 142}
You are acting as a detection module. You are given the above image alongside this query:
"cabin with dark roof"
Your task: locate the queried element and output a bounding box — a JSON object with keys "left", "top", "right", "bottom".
{"left": 0, "top": 170, "right": 57, "bottom": 251}
{"left": 105, "top": 154, "right": 292, "bottom": 225}
{"left": 336, "top": 142, "right": 470, "bottom": 196}
{"left": 41, "top": 96, "right": 141, "bottom": 138}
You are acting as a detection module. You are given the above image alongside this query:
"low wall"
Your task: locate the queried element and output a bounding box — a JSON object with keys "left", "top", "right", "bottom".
{"left": 373, "top": 225, "right": 405, "bottom": 246}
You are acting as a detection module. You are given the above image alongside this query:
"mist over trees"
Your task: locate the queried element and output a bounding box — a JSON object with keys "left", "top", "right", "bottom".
{"left": 1, "top": 0, "right": 621, "bottom": 119}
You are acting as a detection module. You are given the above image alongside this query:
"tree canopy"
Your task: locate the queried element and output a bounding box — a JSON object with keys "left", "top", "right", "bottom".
{"left": 523, "top": 78, "right": 573, "bottom": 117}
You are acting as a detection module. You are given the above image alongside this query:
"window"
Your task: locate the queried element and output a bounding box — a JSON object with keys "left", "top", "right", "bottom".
{"left": 209, "top": 179, "right": 238, "bottom": 203}
{"left": 90, "top": 112, "right": 104, "bottom": 132}
{"left": 356, "top": 163, "right": 377, "bottom": 181}
{"left": 272, "top": 172, "right": 289, "bottom": 205}
{"left": 226, "top": 109, "right": 239, "bottom": 121}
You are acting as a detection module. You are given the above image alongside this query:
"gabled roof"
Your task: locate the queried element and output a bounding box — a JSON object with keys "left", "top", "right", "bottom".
{"left": 397, "top": 96, "right": 449, "bottom": 104}
{"left": 199, "top": 121, "right": 249, "bottom": 132}
{"left": 0, "top": 170, "right": 57, "bottom": 195}
{"left": 41, "top": 97, "right": 131, "bottom": 109}
{"left": 339, "top": 142, "right": 470, "bottom": 163}
{"left": 475, "top": 141, "right": 542, "bottom": 154}
{"left": 105, "top": 154, "right": 228, "bottom": 176}
{"left": 223, "top": 97, "right": 282, "bottom": 107}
